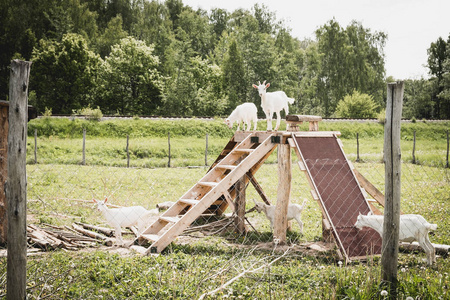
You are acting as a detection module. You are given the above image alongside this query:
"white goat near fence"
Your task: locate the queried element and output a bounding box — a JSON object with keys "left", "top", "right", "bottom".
{"left": 354, "top": 213, "right": 438, "bottom": 265}
{"left": 252, "top": 81, "right": 295, "bottom": 131}
{"left": 253, "top": 199, "right": 307, "bottom": 233}
{"left": 93, "top": 198, "right": 158, "bottom": 246}
{"left": 225, "top": 102, "right": 258, "bottom": 131}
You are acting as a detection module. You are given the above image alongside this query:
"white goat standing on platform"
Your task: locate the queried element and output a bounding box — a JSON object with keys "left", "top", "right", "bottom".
{"left": 225, "top": 102, "right": 258, "bottom": 131}
{"left": 93, "top": 198, "right": 158, "bottom": 246}
{"left": 253, "top": 81, "right": 295, "bottom": 131}
{"left": 354, "top": 213, "right": 438, "bottom": 265}
{"left": 253, "top": 199, "right": 307, "bottom": 233}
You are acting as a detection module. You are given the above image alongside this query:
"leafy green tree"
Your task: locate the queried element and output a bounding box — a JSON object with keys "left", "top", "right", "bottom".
{"left": 437, "top": 34, "right": 450, "bottom": 119}
{"left": 30, "top": 33, "right": 101, "bottom": 114}
{"left": 96, "top": 15, "right": 128, "bottom": 58}
{"left": 402, "top": 78, "right": 435, "bottom": 119}
{"left": 335, "top": 90, "right": 379, "bottom": 118}
{"left": 97, "top": 36, "right": 163, "bottom": 115}
{"left": 222, "top": 39, "right": 246, "bottom": 111}
{"left": 427, "top": 36, "right": 447, "bottom": 118}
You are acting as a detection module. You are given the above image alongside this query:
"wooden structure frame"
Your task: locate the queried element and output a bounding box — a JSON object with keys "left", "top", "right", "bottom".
{"left": 138, "top": 115, "right": 386, "bottom": 262}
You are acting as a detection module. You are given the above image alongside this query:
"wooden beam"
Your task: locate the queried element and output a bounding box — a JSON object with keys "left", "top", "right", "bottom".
{"left": 246, "top": 172, "right": 271, "bottom": 205}
{"left": 353, "top": 169, "right": 385, "bottom": 208}
{"left": 273, "top": 143, "right": 291, "bottom": 244}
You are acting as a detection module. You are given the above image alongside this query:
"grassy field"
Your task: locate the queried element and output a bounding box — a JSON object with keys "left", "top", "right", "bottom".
{"left": 0, "top": 117, "right": 448, "bottom": 299}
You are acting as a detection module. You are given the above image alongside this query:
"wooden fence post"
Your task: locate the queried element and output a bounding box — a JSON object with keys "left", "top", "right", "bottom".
{"left": 446, "top": 130, "right": 449, "bottom": 168}
{"left": 273, "top": 141, "right": 291, "bottom": 245}
{"left": 6, "top": 59, "right": 31, "bottom": 300}
{"left": 412, "top": 130, "right": 416, "bottom": 164}
{"left": 381, "top": 81, "right": 404, "bottom": 296}
{"left": 34, "top": 129, "right": 37, "bottom": 164}
{"left": 205, "top": 133, "right": 208, "bottom": 166}
{"left": 126, "top": 135, "right": 130, "bottom": 168}
{"left": 168, "top": 132, "right": 171, "bottom": 168}
{"left": 82, "top": 128, "right": 86, "bottom": 165}
{"left": 356, "top": 132, "right": 360, "bottom": 162}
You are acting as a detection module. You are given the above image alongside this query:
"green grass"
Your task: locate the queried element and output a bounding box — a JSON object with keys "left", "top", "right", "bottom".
{"left": 2, "top": 118, "right": 448, "bottom": 299}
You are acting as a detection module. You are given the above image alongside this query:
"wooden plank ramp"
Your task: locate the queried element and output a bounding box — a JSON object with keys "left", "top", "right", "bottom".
{"left": 140, "top": 132, "right": 277, "bottom": 254}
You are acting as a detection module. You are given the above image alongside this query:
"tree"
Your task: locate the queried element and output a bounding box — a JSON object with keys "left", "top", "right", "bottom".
{"left": 222, "top": 39, "right": 246, "bottom": 111}
{"left": 96, "top": 15, "right": 128, "bottom": 58}
{"left": 335, "top": 90, "right": 379, "bottom": 118}
{"left": 30, "top": 33, "right": 101, "bottom": 114}
{"left": 97, "top": 36, "right": 163, "bottom": 115}
{"left": 427, "top": 36, "right": 447, "bottom": 118}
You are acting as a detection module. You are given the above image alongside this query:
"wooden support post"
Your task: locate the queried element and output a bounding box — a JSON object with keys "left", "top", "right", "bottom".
{"left": 273, "top": 142, "right": 291, "bottom": 244}
{"left": 82, "top": 128, "right": 86, "bottom": 165}
{"left": 381, "top": 81, "right": 404, "bottom": 296}
{"left": 234, "top": 176, "right": 247, "bottom": 234}
{"left": 6, "top": 59, "right": 31, "bottom": 300}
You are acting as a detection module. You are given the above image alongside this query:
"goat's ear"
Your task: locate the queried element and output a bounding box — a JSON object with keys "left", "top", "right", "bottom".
{"left": 252, "top": 84, "right": 258, "bottom": 89}
{"left": 368, "top": 211, "right": 373, "bottom": 216}
{"left": 265, "top": 83, "right": 270, "bottom": 88}
{"left": 104, "top": 197, "right": 108, "bottom": 203}
{"left": 93, "top": 198, "right": 97, "bottom": 203}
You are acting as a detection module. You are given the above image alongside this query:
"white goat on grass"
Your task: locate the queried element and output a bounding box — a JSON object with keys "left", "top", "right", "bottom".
{"left": 253, "top": 199, "right": 307, "bottom": 233}
{"left": 93, "top": 198, "right": 158, "bottom": 246}
{"left": 225, "top": 102, "right": 258, "bottom": 131}
{"left": 253, "top": 81, "right": 295, "bottom": 131}
{"left": 355, "top": 213, "right": 438, "bottom": 265}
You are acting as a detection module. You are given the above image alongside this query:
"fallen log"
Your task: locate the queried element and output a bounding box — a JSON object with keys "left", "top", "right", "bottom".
{"left": 75, "top": 222, "right": 114, "bottom": 237}
{"left": 71, "top": 223, "right": 113, "bottom": 246}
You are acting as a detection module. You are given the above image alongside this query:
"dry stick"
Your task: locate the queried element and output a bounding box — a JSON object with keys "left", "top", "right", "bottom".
{"left": 198, "top": 246, "right": 294, "bottom": 300}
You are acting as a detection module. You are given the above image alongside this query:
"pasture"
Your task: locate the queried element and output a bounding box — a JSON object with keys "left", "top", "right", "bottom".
{"left": 1, "top": 118, "right": 449, "bottom": 299}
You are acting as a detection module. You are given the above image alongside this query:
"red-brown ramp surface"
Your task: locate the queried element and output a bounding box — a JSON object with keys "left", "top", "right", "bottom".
{"left": 294, "top": 136, "right": 382, "bottom": 260}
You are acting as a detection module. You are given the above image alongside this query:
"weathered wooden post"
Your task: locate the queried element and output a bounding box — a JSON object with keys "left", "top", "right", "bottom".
{"left": 205, "top": 133, "right": 208, "bottom": 166}
{"left": 234, "top": 176, "right": 247, "bottom": 234}
{"left": 168, "top": 132, "right": 171, "bottom": 168}
{"left": 0, "top": 102, "right": 8, "bottom": 244}
{"left": 6, "top": 59, "right": 32, "bottom": 300}
{"left": 381, "top": 81, "right": 404, "bottom": 297}
{"left": 273, "top": 138, "right": 291, "bottom": 244}
{"left": 34, "top": 129, "right": 37, "bottom": 164}
{"left": 82, "top": 128, "right": 86, "bottom": 165}
{"left": 412, "top": 130, "right": 416, "bottom": 164}
{"left": 446, "top": 130, "right": 449, "bottom": 168}
{"left": 126, "top": 135, "right": 130, "bottom": 168}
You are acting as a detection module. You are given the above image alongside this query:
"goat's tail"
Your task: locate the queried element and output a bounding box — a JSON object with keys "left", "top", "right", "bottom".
{"left": 287, "top": 97, "right": 295, "bottom": 104}
{"left": 427, "top": 223, "right": 438, "bottom": 231}
{"left": 301, "top": 198, "right": 307, "bottom": 208}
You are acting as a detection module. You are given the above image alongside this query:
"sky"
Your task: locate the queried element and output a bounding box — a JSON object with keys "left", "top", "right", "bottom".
{"left": 182, "top": 0, "right": 450, "bottom": 80}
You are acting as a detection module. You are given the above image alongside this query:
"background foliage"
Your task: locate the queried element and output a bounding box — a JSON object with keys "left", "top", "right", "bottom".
{"left": 1, "top": 0, "right": 449, "bottom": 119}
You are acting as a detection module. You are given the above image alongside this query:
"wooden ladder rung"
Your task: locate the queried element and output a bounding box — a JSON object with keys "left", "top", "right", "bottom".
{"left": 160, "top": 216, "right": 180, "bottom": 223}
{"left": 140, "top": 234, "right": 160, "bottom": 242}
{"left": 216, "top": 165, "right": 236, "bottom": 170}
{"left": 198, "top": 182, "right": 218, "bottom": 188}
{"left": 233, "top": 149, "right": 254, "bottom": 153}
{"left": 179, "top": 199, "right": 200, "bottom": 206}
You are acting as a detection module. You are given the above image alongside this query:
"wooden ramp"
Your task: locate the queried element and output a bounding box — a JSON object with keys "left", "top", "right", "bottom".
{"left": 292, "top": 132, "right": 383, "bottom": 261}
{"left": 140, "top": 132, "right": 277, "bottom": 253}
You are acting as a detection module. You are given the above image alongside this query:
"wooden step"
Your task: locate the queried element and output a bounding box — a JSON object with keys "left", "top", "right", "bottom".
{"left": 216, "top": 165, "right": 237, "bottom": 170}
{"left": 233, "top": 149, "right": 254, "bottom": 153}
{"left": 179, "top": 199, "right": 200, "bottom": 206}
{"left": 140, "top": 234, "right": 159, "bottom": 242}
{"left": 198, "top": 182, "right": 218, "bottom": 188}
{"left": 160, "top": 216, "right": 180, "bottom": 223}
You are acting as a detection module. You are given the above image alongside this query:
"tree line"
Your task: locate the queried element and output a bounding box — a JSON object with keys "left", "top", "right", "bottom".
{"left": 1, "top": 0, "right": 449, "bottom": 119}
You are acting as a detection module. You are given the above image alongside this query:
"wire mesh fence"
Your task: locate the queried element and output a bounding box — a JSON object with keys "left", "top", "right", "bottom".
{"left": 1, "top": 131, "right": 449, "bottom": 299}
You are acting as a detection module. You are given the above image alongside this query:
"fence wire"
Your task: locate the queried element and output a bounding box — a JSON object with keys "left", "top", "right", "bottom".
{"left": 0, "top": 134, "right": 449, "bottom": 299}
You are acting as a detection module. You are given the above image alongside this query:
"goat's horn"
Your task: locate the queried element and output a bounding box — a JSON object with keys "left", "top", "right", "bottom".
{"left": 263, "top": 80, "right": 266, "bottom": 85}
{"left": 258, "top": 81, "right": 261, "bottom": 85}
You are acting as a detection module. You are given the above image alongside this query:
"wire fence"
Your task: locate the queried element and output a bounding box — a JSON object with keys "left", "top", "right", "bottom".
{"left": 1, "top": 132, "right": 450, "bottom": 299}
